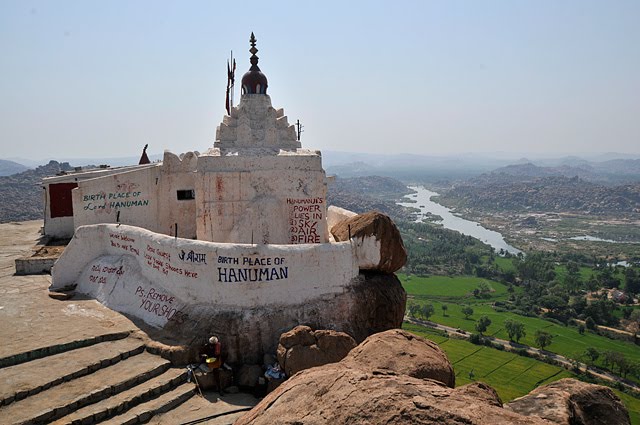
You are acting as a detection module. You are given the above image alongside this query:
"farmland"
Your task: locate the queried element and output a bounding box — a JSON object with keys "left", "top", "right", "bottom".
{"left": 402, "top": 274, "right": 640, "bottom": 371}
{"left": 403, "top": 322, "right": 640, "bottom": 423}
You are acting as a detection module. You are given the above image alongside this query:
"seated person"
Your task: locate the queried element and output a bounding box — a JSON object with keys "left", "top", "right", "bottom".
{"left": 187, "top": 335, "right": 226, "bottom": 396}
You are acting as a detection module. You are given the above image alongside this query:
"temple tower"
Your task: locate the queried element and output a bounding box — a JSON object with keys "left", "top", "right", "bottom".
{"left": 196, "top": 33, "right": 328, "bottom": 245}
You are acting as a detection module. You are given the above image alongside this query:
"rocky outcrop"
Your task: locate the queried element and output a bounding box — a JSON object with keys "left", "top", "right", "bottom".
{"left": 236, "top": 330, "right": 629, "bottom": 425}
{"left": 276, "top": 325, "right": 356, "bottom": 376}
{"left": 506, "top": 378, "right": 630, "bottom": 425}
{"left": 341, "top": 329, "right": 455, "bottom": 388}
{"left": 326, "top": 176, "right": 416, "bottom": 222}
{"left": 331, "top": 211, "right": 407, "bottom": 273}
{"left": 236, "top": 329, "right": 549, "bottom": 425}
{"left": 0, "top": 160, "right": 73, "bottom": 223}
{"left": 439, "top": 174, "right": 640, "bottom": 216}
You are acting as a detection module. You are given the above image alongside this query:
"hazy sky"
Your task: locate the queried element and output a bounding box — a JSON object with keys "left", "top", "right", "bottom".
{"left": 1, "top": 1, "right": 639, "bottom": 160}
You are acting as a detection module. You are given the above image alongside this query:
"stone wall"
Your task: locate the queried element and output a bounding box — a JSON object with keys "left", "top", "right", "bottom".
{"left": 70, "top": 152, "right": 198, "bottom": 239}
{"left": 51, "top": 223, "right": 405, "bottom": 363}
{"left": 195, "top": 152, "right": 328, "bottom": 245}
{"left": 43, "top": 165, "right": 152, "bottom": 238}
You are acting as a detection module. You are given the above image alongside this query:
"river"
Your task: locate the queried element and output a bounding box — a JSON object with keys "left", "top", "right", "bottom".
{"left": 398, "top": 186, "right": 522, "bottom": 255}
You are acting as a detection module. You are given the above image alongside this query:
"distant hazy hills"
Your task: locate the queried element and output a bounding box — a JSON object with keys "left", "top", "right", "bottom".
{"left": 327, "top": 176, "right": 414, "bottom": 222}
{"left": 2, "top": 151, "right": 640, "bottom": 223}
{"left": 322, "top": 151, "right": 640, "bottom": 183}
{"left": 0, "top": 161, "right": 73, "bottom": 223}
{"left": 6, "top": 153, "right": 163, "bottom": 169}
{"left": 439, "top": 175, "right": 640, "bottom": 216}
{"left": 0, "top": 159, "right": 28, "bottom": 176}
{"left": 489, "top": 160, "right": 640, "bottom": 184}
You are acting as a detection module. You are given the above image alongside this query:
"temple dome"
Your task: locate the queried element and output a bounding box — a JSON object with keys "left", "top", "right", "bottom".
{"left": 241, "top": 69, "right": 268, "bottom": 95}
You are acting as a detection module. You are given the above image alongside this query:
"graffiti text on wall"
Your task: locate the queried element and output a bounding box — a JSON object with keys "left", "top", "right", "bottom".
{"left": 134, "top": 285, "right": 188, "bottom": 324}
{"left": 287, "top": 197, "right": 323, "bottom": 244}
{"left": 179, "top": 250, "right": 207, "bottom": 264}
{"left": 83, "top": 190, "right": 149, "bottom": 212}
{"left": 144, "top": 244, "right": 199, "bottom": 279}
{"left": 217, "top": 255, "right": 288, "bottom": 283}
{"left": 88, "top": 263, "right": 124, "bottom": 284}
{"left": 109, "top": 233, "right": 140, "bottom": 256}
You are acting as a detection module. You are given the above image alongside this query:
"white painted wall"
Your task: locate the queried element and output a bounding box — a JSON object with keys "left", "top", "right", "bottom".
{"left": 51, "top": 224, "right": 362, "bottom": 328}
{"left": 72, "top": 166, "right": 162, "bottom": 232}
{"left": 43, "top": 165, "right": 152, "bottom": 238}
{"left": 156, "top": 152, "right": 198, "bottom": 239}
{"left": 70, "top": 152, "right": 198, "bottom": 239}
{"left": 195, "top": 153, "right": 328, "bottom": 244}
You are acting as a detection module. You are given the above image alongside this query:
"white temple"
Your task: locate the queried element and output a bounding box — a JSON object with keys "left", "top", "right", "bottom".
{"left": 48, "top": 35, "right": 402, "bottom": 363}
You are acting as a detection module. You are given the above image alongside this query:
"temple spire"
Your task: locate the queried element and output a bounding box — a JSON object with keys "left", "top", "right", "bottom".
{"left": 249, "top": 32, "right": 259, "bottom": 68}
{"left": 241, "top": 32, "right": 268, "bottom": 95}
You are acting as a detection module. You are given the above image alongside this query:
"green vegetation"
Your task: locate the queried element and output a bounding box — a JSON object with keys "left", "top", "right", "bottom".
{"left": 404, "top": 322, "right": 640, "bottom": 423}
{"left": 398, "top": 221, "right": 495, "bottom": 276}
{"left": 534, "top": 330, "right": 554, "bottom": 351}
{"left": 402, "top": 274, "right": 640, "bottom": 379}
{"left": 394, "top": 191, "right": 640, "bottom": 420}
{"left": 504, "top": 319, "right": 526, "bottom": 343}
{"left": 400, "top": 274, "right": 511, "bottom": 301}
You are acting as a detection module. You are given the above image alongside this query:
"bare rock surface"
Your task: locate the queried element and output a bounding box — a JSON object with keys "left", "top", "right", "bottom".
{"left": 506, "top": 378, "right": 630, "bottom": 425}
{"left": 237, "top": 329, "right": 632, "bottom": 425}
{"left": 236, "top": 365, "right": 552, "bottom": 425}
{"left": 331, "top": 211, "right": 407, "bottom": 273}
{"left": 276, "top": 325, "right": 356, "bottom": 376}
{"left": 147, "top": 392, "right": 257, "bottom": 425}
{"left": 342, "top": 328, "right": 455, "bottom": 388}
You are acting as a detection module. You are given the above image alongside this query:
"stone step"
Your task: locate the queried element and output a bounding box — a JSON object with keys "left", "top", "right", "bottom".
{"left": 99, "top": 383, "right": 195, "bottom": 425}
{"left": 0, "top": 331, "right": 131, "bottom": 369}
{"left": 0, "top": 337, "right": 145, "bottom": 407}
{"left": 51, "top": 368, "right": 188, "bottom": 425}
{"left": 0, "top": 351, "right": 170, "bottom": 425}
{"left": 147, "top": 393, "right": 258, "bottom": 425}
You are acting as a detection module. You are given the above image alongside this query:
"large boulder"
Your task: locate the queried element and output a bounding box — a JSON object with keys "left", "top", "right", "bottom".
{"left": 342, "top": 329, "right": 455, "bottom": 388}
{"left": 331, "top": 211, "right": 407, "bottom": 273}
{"left": 506, "top": 378, "right": 630, "bottom": 425}
{"left": 277, "top": 325, "right": 357, "bottom": 376}
{"left": 236, "top": 330, "right": 553, "bottom": 425}
{"left": 237, "top": 367, "right": 557, "bottom": 425}
{"left": 236, "top": 331, "right": 631, "bottom": 425}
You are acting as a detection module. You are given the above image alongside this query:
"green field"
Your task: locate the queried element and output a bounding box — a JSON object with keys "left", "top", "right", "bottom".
{"left": 401, "top": 274, "right": 513, "bottom": 302}
{"left": 494, "top": 256, "right": 517, "bottom": 273}
{"left": 404, "top": 322, "right": 640, "bottom": 423}
{"left": 402, "top": 275, "right": 640, "bottom": 377}
{"left": 554, "top": 264, "right": 596, "bottom": 282}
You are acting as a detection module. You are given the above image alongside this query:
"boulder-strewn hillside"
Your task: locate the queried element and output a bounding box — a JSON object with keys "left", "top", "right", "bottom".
{"left": 490, "top": 160, "right": 640, "bottom": 184}
{"left": 0, "top": 160, "right": 73, "bottom": 223}
{"left": 327, "top": 176, "right": 414, "bottom": 221}
{"left": 0, "top": 159, "right": 29, "bottom": 176}
{"left": 439, "top": 175, "right": 640, "bottom": 216}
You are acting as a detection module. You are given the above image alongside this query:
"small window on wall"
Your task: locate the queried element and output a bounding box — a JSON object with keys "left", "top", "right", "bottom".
{"left": 176, "top": 189, "right": 195, "bottom": 200}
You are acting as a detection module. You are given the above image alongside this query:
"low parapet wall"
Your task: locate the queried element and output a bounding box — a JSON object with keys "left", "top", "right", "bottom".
{"left": 51, "top": 224, "right": 359, "bottom": 329}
